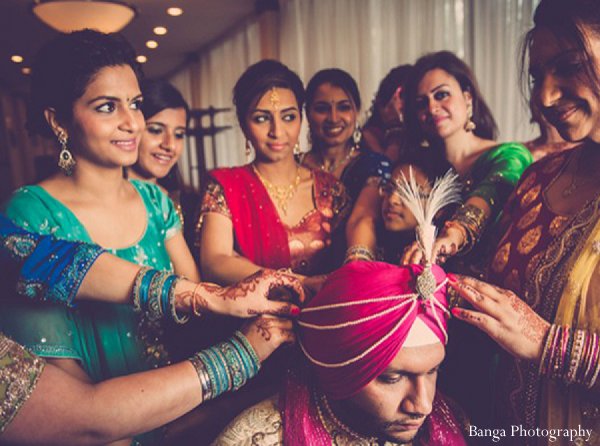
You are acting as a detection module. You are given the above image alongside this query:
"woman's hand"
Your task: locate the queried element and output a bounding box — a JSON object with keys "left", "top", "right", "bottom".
{"left": 240, "top": 315, "right": 295, "bottom": 362}
{"left": 184, "top": 269, "right": 305, "bottom": 318}
{"left": 297, "top": 274, "right": 328, "bottom": 300}
{"left": 400, "top": 225, "right": 464, "bottom": 265}
{"left": 449, "top": 275, "right": 550, "bottom": 362}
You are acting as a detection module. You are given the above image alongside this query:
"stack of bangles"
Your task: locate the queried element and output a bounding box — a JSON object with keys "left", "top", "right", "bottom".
{"left": 539, "top": 324, "right": 600, "bottom": 388}
{"left": 132, "top": 266, "right": 189, "bottom": 324}
{"left": 189, "top": 331, "right": 261, "bottom": 401}
{"left": 445, "top": 203, "right": 487, "bottom": 254}
{"left": 344, "top": 245, "right": 376, "bottom": 264}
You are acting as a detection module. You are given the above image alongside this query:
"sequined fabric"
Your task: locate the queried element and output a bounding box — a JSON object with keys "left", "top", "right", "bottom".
{"left": 0, "top": 333, "right": 45, "bottom": 433}
{"left": 197, "top": 169, "right": 348, "bottom": 276}
{"left": 488, "top": 149, "right": 600, "bottom": 440}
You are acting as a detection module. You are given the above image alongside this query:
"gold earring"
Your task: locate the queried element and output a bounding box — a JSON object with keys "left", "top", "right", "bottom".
{"left": 57, "top": 131, "right": 76, "bottom": 176}
{"left": 465, "top": 103, "right": 476, "bottom": 132}
{"left": 245, "top": 139, "right": 254, "bottom": 162}
{"left": 293, "top": 142, "right": 301, "bottom": 155}
{"left": 352, "top": 126, "right": 362, "bottom": 150}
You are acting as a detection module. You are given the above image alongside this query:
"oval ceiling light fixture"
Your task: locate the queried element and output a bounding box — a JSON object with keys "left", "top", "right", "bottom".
{"left": 153, "top": 26, "right": 167, "bottom": 35}
{"left": 136, "top": 55, "right": 147, "bottom": 63}
{"left": 166, "top": 7, "right": 183, "bottom": 17}
{"left": 31, "top": 0, "right": 137, "bottom": 33}
{"left": 146, "top": 40, "right": 158, "bottom": 49}
{"left": 11, "top": 55, "right": 24, "bottom": 63}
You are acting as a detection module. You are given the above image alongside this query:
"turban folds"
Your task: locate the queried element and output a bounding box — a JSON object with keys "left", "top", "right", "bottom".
{"left": 298, "top": 261, "right": 449, "bottom": 400}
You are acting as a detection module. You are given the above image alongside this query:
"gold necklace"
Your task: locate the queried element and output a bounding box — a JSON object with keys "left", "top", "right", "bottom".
{"left": 252, "top": 164, "right": 301, "bottom": 215}
{"left": 316, "top": 392, "right": 378, "bottom": 443}
{"left": 319, "top": 145, "right": 356, "bottom": 173}
{"left": 562, "top": 150, "right": 600, "bottom": 197}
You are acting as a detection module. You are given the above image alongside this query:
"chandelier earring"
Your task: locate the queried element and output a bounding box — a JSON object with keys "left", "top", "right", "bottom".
{"left": 245, "top": 139, "right": 254, "bottom": 162}
{"left": 352, "top": 125, "right": 362, "bottom": 150}
{"left": 465, "top": 102, "right": 476, "bottom": 132}
{"left": 57, "top": 130, "right": 76, "bottom": 176}
{"left": 293, "top": 142, "right": 301, "bottom": 155}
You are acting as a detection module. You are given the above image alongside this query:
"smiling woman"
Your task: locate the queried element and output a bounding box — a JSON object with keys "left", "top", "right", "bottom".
{"left": 0, "top": 29, "right": 199, "bottom": 446}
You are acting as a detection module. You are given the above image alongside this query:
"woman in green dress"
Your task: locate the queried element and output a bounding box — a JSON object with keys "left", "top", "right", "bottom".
{"left": 1, "top": 29, "right": 199, "bottom": 403}
{"left": 401, "top": 51, "right": 533, "bottom": 271}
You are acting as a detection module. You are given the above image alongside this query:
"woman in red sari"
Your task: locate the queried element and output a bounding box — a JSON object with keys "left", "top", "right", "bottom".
{"left": 197, "top": 60, "right": 348, "bottom": 292}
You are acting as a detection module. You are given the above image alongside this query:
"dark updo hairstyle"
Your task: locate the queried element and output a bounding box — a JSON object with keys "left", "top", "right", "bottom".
{"left": 27, "top": 29, "right": 143, "bottom": 138}
{"left": 141, "top": 80, "right": 190, "bottom": 125}
{"left": 365, "top": 64, "right": 413, "bottom": 129}
{"left": 521, "top": 0, "right": 600, "bottom": 101}
{"left": 305, "top": 68, "right": 362, "bottom": 112}
{"left": 233, "top": 59, "right": 304, "bottom": 132}
{"left": 404, "top": 51, "right": 497, "bottom": 147}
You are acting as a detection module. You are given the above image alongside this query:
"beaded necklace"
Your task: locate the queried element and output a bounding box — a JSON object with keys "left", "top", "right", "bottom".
{"left": 252, "top": 164, "right": 301, "bottom": 215}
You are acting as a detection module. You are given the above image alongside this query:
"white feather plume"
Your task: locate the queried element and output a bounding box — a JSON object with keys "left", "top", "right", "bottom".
{"left": 395, "top": 168, "right": 462, "bottom": 264}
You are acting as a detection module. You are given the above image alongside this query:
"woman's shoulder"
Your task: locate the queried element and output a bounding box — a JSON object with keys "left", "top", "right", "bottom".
{"left": 3, "top": 185, "right": 64, "bottom": 233}
{"left": 485, "top": 141, "right": 532, "bottom": 160}
{"left": 208, "top": 165, "right": 252, "bottom": 182}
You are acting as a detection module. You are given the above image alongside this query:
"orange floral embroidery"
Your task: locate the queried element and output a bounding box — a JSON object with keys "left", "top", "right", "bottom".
{"left": 549, "top": 215, "right": 569, "bottom": 237}
{"left": 517, "top": 172, "right": 537, "bottom": 196}
{"left": 517, "top": 203, "right": 542, "bottom": 230}
{"left": 517, "top": 225, "right": 543, "bottom": 255}
{"left": 520, "top": 184, "right": 541, "bottom": 209}
{"left": 492, "top": 242, "right": 511, "bottom": 273}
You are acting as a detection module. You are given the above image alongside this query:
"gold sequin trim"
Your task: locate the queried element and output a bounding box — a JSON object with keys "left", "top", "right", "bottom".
{"left": 0, "top": 335, "right": 45, "bottom": 433}
{"left": 517, "top": 172, "right": 537, "bottom": 196}
{"left": 492, "top": 242, "right": 511, "bottom": 274}
{"left": 517, "top": 225, "right": 542, "bottom": 255}
{"left": 520, "top": 184, "right": 541, "bottom": 209}
{"left": 517, "top": 203, "right": 542, "bottom": 231}
{"left": 526, "top": 252, "right": 544, "bottom": 280}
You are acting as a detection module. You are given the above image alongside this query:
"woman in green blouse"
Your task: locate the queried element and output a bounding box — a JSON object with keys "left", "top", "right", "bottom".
{"left": 401, "top": 51, "right": 533, "bottom": 269}
{"left": 0, "top": 213, "right": 302, "bottom": 445}
{"left": 0, "top": 29, "right": 200, "bottom": 434}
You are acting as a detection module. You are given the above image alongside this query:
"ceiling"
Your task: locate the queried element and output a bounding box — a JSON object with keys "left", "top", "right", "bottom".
{"left": 0, "top": 0, "right": 257, "bottom": 95}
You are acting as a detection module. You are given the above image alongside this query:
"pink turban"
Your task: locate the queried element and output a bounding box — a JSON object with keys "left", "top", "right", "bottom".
{"left": 298, "top": 260, "right": 450, "bottom": 400}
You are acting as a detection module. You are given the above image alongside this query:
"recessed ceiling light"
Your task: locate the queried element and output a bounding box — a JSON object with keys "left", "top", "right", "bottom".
{"left": 21, "top": 67, "right": 31, "bottom": 75}
{"left": 11, "top": 55, "right": 24, "bottom": 63}
{"left": 153, "top": 26, "right": 167, "bottom": 35}
{"left": 146, "top": 40, "right": 158, "bottom": 49}
{"left": 136, "top": 55, "right": 148, "bottom": 63}
{"left": 166, "top": 7, "right": 183, "bottom": 16}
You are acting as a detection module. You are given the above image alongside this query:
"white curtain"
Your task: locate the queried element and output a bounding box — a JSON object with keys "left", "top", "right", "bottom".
{"left": 171, "top": 0, "right": 540, "bottom": 186}
{"left": 169, "top": 20, "right": 261, "bottom": 188}
{"left": 280, "top": 0, "right": 538, "bottom": 143}
{"left": 470, "top": 0, "right": 540, "bottom": 141}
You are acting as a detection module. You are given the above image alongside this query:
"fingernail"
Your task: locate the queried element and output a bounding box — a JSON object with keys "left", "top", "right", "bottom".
{"left": 447, "top": 274, "right": 457, "bottom": 283}
{"left": 451, "top": 307, "right": 462, "bottom": 318}
{"left": 291, "top": 306, "right": 301, "bottom": 316}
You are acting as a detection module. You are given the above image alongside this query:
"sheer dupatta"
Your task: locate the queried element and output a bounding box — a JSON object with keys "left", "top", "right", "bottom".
{"left": 209, "top": 165, "right": 291, "bottom": 269}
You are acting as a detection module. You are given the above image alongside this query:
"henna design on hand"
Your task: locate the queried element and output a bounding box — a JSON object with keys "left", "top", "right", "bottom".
{"left": 507, "top": 291, "right": 547, "bottom": 344}
{"left": 255, "top": 318, "right": 273, "bottom": 341}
